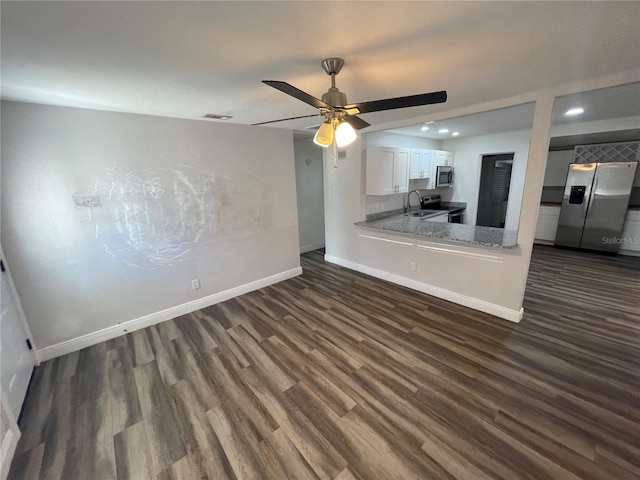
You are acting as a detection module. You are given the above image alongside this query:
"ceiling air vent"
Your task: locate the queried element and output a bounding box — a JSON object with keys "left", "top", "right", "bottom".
{"left": 202, "top": 113, "right": 232, "bottom": 120}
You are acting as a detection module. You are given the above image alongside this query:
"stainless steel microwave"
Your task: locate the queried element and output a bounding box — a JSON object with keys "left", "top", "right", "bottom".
{"left": 435, "top": 165, "right": 454, "bottom": 187}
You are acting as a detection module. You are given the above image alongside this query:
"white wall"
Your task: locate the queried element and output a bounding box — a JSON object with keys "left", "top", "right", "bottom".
{"left": 543, "top": 150, "right": 573, "bottom": 186}
{"left": 294, "top": 137, "right": 325, "bottom": 253}
{"left": 443, "top": 130, "right": 532, "bottom": 231}
{"left": 1, "top": 101, "right": 300, "bottom": 355}
{"left": 549, "top": 115, "right": 640, "bottom": 138}
{"left": 364, "top": 132, "right": 443, "bottom": 214}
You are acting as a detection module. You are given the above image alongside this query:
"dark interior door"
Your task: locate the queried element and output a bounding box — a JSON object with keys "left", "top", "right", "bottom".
{"left": 476, "top": 153, "right": 514, "bottom": 228}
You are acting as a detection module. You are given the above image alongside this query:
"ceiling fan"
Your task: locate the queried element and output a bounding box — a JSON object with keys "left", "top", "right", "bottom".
{"left": 253, "top": 58, "right": 447, "bottom": 149}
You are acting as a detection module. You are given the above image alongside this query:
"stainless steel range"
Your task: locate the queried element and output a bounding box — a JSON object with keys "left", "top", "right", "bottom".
{"left": 418, "top": 194, "right": 466, "bottom": 223}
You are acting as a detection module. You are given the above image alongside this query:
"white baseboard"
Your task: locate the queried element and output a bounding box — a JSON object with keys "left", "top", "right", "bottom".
{"left": 533, "top": 239, "right": 555, "bottom": 246}
{"left": 299, "top": 243, "right": 325, "bottom": 254}
{"left": 324, "top": 254, "right": 523, "bottom": 323}
{"left": 35, "top": 267, "right": 303, "bottom": 362}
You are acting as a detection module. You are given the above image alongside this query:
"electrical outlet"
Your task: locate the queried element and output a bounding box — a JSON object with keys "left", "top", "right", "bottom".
{"left": 192, "top": 279, "right": 201, "bottom": 290}
{"left": 410, "top": 262, "right": 417, "bottom": 272}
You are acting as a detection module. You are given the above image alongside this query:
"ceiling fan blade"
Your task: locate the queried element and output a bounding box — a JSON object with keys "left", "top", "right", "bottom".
{"left": 251, "top": 113, "right": 322, "bottom": 126}
{"left": 345, "top": 90, "right": 447, "bottom": 115}
{"left": 343, "top": 115, "right": 371, "bottom": 130}
{"left": 263, "top": 80, "right": 333, "bottom": 110}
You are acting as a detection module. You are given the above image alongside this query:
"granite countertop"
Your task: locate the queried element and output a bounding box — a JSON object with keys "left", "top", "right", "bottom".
{"left": 355, "top": 213, "right": 518, "bottom": 249}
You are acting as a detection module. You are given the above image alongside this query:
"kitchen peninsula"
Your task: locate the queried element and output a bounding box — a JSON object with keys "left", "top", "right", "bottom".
{"left": 355, "top": 213, "right": 518, "bottom": 248}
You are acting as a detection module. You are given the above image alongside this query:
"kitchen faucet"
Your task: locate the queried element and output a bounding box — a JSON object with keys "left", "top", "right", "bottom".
{"left": 405, "top": 190, "right": 422, "bottom": 214}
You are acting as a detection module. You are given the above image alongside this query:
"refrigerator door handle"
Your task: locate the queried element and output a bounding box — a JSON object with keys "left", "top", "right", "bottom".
{"left": 584, "top": 174, "right": 598, "bottom": 218}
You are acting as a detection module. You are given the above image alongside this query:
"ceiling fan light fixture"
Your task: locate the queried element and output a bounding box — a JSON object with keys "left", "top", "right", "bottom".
{"left": 313, "top": 121, "right": 334, "bottom": 147}
{"left": 335, "top": 120, "right": 357, "bottom": 148}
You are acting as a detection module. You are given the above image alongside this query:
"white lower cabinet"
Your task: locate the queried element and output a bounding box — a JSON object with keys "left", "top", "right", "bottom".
{"left": 535, "top": 205, "right": 561, "bottom": 242}
{"left": 366, "top": 146, "right": 410, "bottom": 195}
{"left": 620, "top": 210, "right": 640, "bottom": 254}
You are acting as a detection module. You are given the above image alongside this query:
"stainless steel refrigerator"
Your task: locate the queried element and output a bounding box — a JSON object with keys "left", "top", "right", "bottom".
{"left": 555, "top": 162, "right": 637, "bottom": 253}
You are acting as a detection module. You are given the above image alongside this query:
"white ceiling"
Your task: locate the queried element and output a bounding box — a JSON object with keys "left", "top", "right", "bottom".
{"left": 386, "top": 81, "right": 640, "bottom": 140}
{"left": 386, "top": 103, "right": 536, "bottom": 139}
{"left": 2, "top": 1, "right": 639, "bottom": 133}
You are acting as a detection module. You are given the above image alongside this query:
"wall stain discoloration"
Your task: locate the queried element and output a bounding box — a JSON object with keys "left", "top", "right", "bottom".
{"left": 84, "top": 165, "right": 265, "bottom": 269}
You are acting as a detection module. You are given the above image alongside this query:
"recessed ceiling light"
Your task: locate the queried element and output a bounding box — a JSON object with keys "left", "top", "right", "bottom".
{"left": 424, "top": 121, "right": 435, "bottom": 125}
{"left": 421, "top": 126, "right": 429, "bottom": 131}
{"left": 438, "top": 128, "right": 449, "bottom": 134}
{"left": 203, "top": 113, "right": 233, "bottom": 120}
{"left": 452, "top": 132, "right": 460, "bottom": 136}
{"left": 564, "top": 107, "right": 584, "bottom": 116}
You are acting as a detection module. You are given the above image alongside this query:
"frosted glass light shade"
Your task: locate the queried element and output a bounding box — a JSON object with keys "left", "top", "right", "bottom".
{"left": 335, "top": 120, "right": 357, "bottom": 147}
{"left": 313, "top": 122, "right": 334, "bottom": 147}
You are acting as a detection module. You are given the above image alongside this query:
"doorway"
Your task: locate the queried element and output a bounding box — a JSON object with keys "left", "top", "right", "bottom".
{"left": 476, "top": 153, "right": 514, "bottom": 228}
{"left": 293, "top": 134, "right": 325, "bottom": 253}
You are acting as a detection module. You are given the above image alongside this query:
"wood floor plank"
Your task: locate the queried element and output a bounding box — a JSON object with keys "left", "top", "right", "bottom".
{"left": 9, "top": 246, "right": 640, "bottom": 479}
{"left": 7, "top": 443, "right": 44, "bottom": 480}
{"left": 13, "top": 359, "right": 58, "bottom": 454}
{"left": 240, "top": 366, "right": 348, "bottom": 480}
{"left": 155, "top": 455, "right": 204, "bottom": 480}
{"left": 170, "top": 379, "right": 236, "bottom": 480}
{"left": 113, "top": 421, "right": 154, "bottom": 480}
{"left": 127, "top": 329, "right": 155, "bottom": 367}
{"left": 133, "top": 361, "right": 187, "bottom": 475}
{"left": 206, "top": 404, "right": 264, "bottom": 479}
{"left": 228, "top": 325, "right": 296, "bottom": 392}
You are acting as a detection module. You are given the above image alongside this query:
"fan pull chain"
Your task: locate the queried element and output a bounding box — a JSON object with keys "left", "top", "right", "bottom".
{"left": 332, "top": 128, "right": 338, "bottom": 168}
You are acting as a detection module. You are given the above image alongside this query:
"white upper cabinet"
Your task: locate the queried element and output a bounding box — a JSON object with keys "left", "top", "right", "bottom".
{"left": 431, "top": 150, "right": 455, "bottom": 166}
{"left": 409, "top": 149, "right": 433, "bottom": 182}
{"left": 394, "top": 149, "right": 410, "bottom": 193}
{"left": 366, "top": 146, "right": 410, "bottom": 195}
{"left": 443, "top": 151, "right": 454, "bottom": 166}
{"left": 429, "top": 149, "right": 455, "bottom": 181}
{"left": 367, "top": 146, "right": 453, "bottom": 195}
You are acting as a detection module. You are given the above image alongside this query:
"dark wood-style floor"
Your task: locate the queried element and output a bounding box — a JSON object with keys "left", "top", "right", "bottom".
{"left": 8, "top": 246, "right": 640, "bottom": 479}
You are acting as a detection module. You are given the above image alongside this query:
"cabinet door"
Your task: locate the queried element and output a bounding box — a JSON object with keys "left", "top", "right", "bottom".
{"left": 378, "top": 149, "right": 396, "bottom": 195}
{"left": 422, "top": 151, "right": 433, "bottom": 187}
{"left": 366, "top": 147, "right": 396, "bottom": 195}
{"left": 422, "top": 151, "right": 433, "bottom": 178}
{"left": 409, "top": 150, "right": 423, "bottom": 179}
{"left": 394, "top": 150, "right": 410, "bottom": 193}
{"left": 444, "top": 151, "right": 454, "bottom": 166}
{"left": 433, "top": 151, "right": 446, "bottom": 165}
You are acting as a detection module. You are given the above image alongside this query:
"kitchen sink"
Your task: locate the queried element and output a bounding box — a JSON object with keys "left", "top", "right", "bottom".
{"left": 403, "top": 209, "right": 441, "bottom": 217}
